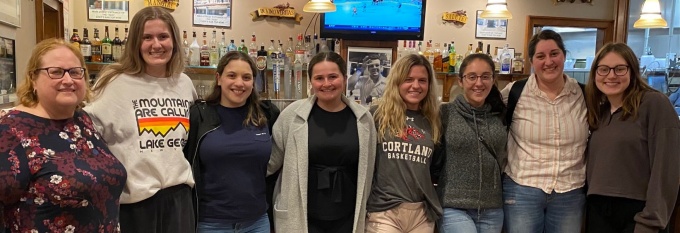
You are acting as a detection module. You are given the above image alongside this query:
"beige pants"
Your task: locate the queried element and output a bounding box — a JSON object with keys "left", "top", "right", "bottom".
{"left": 365, "top": 202, "right": 434, "bottom": 233}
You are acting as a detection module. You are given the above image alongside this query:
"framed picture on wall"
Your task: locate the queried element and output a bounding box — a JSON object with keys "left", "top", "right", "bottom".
{"left": 193, "top": 0, "right": 232, "bottom": 28}
{"left": 87, "top": 0, "right": 130, "bottom": 22}
{"left": 0, "top": 0, "right": 21, "bottom": 27}
{"left": 346, "top": 47, "right": 393, "bottom": 106}
{"left": 475, "top": 10, "right": 508, "bottom": 39}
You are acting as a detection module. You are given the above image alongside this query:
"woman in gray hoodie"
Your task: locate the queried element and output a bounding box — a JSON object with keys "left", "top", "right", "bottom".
{"left": 434, "top": 53, "right": 508, "bottom": 233}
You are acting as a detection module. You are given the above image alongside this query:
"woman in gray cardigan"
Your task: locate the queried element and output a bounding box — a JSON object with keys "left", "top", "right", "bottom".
{"left": 435, "top": 54, "right": 508, "bottom": 233}
{"left": 267, "top": 52, "right": 377, "bottom": 233}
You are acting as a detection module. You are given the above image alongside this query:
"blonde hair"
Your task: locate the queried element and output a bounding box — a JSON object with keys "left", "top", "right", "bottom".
{"left": 91, "top": 6, "right": 184, "bottom": 97}
{"left": 373, "top": 54, "right": 441, "bottom": 143}
{"left": 17, "top": 38, "right": 92, "bottom": 109}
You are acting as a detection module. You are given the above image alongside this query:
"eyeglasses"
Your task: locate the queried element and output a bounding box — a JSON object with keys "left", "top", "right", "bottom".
{"left": 462, "top": 73, "right": 494, "bottom": 82}
{"left": 35, "top": 67, "right": 86, "bottom": 79}
{"left": 596, "top": 65, "right": 629, "bottom": 76}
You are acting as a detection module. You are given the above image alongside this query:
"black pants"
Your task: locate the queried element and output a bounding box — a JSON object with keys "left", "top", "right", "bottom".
{"left": 308, "top": 214, "right": 354, "bottom": 233}
{"left": 120, "top": 184, "right": 195, "bottom": 233}
{"left": 586, "top": 194, "right": 669, "bottom": 233}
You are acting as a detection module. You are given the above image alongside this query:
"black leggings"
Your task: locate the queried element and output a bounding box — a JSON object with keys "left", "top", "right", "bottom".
{"left": 586, "top": 194, "right": 669, "bottom": 233}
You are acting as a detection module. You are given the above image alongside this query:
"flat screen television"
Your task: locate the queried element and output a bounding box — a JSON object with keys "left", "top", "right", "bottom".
{"left": 320, "top": 0, "right": 426, "bottom": 41}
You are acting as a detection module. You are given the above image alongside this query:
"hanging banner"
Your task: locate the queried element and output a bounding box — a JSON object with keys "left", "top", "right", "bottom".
{"left": 144, "top": 0, "right": 180, "bottom": 10}
{"left": 442, "top": 10, "right": 467, "bottom": 26}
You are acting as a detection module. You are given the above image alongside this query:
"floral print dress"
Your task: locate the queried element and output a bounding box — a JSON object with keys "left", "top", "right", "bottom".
{"left": 0, "top": 110, "right": 127, "bottom": 233}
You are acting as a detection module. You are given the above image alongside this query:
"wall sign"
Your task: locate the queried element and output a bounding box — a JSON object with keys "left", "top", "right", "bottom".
{"left": 442, "top": 10, "right": 467, "bottom": 26}
{"left": 88, "top": 0, "right": 129, "bottom": 22}
{"left": 250, "top": 3, "right": 303, "bottom": 23}
{"left": 144, "top": 0, "right": 180, "bottom": 10}
{"left": 193, "top": 0, "right": 232, "bottom": 28}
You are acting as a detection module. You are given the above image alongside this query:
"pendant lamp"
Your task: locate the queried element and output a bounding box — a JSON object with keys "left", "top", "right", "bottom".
{"left": 303, "top": 0, "right": 337, "bottom": 13}
{"left": 480, "top": 0, "right": 513, "bottom": 19}
{"left": 633, "top": 0, "right": 667, "bottom": 28}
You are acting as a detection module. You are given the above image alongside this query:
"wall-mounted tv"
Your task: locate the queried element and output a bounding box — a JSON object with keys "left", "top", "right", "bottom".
{"left": 320, "top": 0, "right": 426, "bottom": 41}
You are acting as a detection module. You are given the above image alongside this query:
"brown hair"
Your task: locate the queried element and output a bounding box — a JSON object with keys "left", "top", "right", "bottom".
{"left": 91, "top": 6, "right": 184, "bottom": 97}
{"left": 17, "top": 38, "right": 92, "bottom": 109}
{"left": 204, "top": 51, "right": 266, "bottom": 127}
{"left": 585, "top": 42, "right": 655, "bottom": 130}
{"left": 373, "top": 54, "right": 441, "bottom": 143}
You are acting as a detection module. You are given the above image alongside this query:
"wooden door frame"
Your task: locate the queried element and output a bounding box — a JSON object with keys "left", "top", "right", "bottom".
{"left": 35, "top": 0, "right": 64, "bottom": 42}
{"left": 523, "top": 16, "right": 614, "bottom": 73}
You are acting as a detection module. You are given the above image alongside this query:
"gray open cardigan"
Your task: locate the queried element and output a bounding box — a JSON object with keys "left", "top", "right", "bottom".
{"left": 267, "top": 95, "right": 377, "bottom": 233}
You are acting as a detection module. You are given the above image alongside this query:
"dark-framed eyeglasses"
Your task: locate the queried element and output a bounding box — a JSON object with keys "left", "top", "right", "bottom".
{"left": 462, "top": 73, "right": 494, "bottom": 82}
{"left": 596, "top": 65, "right": 629, "bottom": 76}
{"left": 35, "top": 67, "right": 86, "bottom": 80}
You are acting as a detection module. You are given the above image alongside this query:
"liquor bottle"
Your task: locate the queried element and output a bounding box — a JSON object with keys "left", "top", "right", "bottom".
{"left": 500, "top": 43, "right": 512, "bottom": 74}
{"left": 417, "top": 41, "right": 423, "bottom": 55}
{"left": 80, "top": 28, "right": 92, "bottom": 62}
{"left": 433, "top": 42, "right": 442, "bottom": 72}
{"left": 319, "top": 38, "right": 330, "bottom": 53}
{"left": 189, "top": 31, "right": 200, "bottom": 66}
{"left": 218, "top": 31, "right": 227, "bottom": 59}
{"left": 267, "top": 39, "right": 276, "bottom": 69}
{"left": 227, "top": 39, "right": 237, "bottom": 52}
{"left": 200, "top": 31, "right": 210, "bottom": 66}
{"left": 182, "top": 31, "right": 190, "bottom": 66}
{"left": 122, "top": 28, "right": 128, "bottom": 53}
{"left": 70, "top": 29, "right": 80, "bottom": 49}
{"left": 492, "top": 47, "right": 500, "bottom": 72}
{"left": 398, "top": 40, "right": 407, "bottom": 59}
{"left": 464, "top": 44, "right": 473, "bottom": 58}
{"left": 304, "top": 35, "right": 314, "bottom": 64}
{"left": 248, "top": 33, "right": 258, "bottom": 62}
{"left": 102, "top": 26, "right": 113, "bottom": 63}
{"left": 313, "top": 33, "right": 319, "bottom": 54}
{"left": 293, "top": 45, "right": 304, "bottom": 99}
{"left": 92, "top": 28, "right": 102, "bottom": 62}
{"left": 285, "top": 36, "right": 294, "bottom": 64}
{"left": 486, "top": 44, "right": 491, "bottom": 57}
{"left": 475, "top": 41, "right": 483, "bottom": 54}
{"left": 283, "top": 37, "right": 294, "bottom": 99}
{"left": 294, "top": 33, "right": 305, "bottom": 64}
{"left": 423, "top": 40, "right": 434, "bottom": 65}
{"left": 442, "top": 43, "right": 449, "bottom": 72}
{"left": 448, "top": 41, "right": 456, "bottom": 73}
{"left": 239, "top": 39, "right": 248, "bottom": 54}
{"left": 209, "top": 30, "right": 219, "bottom": 67}
{"left": 256, "top": 45, "right": 268, "bottom": 97}
{"left": 512, "top": 53, "right": 525, "bottom": 74}
{"left": 271, "top": 46, "right": 281, "bottom": 98}
{"left": 112, "top": 27, "right": 122, "bottom": 62}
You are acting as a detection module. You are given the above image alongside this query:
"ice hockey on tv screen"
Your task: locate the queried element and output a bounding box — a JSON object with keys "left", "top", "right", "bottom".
{"left": 320, "top": 0, "right": 426, "bottom": 41}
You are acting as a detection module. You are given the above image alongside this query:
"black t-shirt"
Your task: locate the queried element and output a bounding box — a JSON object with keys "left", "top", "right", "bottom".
{"left": 307, "top": 103, "right": 360, "bottom": 221}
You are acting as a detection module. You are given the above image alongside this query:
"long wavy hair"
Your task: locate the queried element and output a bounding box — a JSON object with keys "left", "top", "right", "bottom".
{"left": 91, "top": 6, "right": 184, "bottom": 98}
{"left": 585, "top": 42, "right": 655, "bottom": 130}
{"left": 204, "top": 51, "right": 266, "bottom": 127}
{"left": 373, "top": 54, "right": 441, "bottom": 143}
{"left": 458, "top": 53, "right": 506, "bottom": 117}
{"left": 17, "top": 38, "right": 92, "bottom": 109}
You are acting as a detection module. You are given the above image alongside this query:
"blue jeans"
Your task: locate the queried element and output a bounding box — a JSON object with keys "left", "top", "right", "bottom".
{"left": 440, "top": 207, "right": 504, "bottom": 233}
{"left": 502, "top": 176, "right": 585, "bottom": 233}
{"left": 197, "top": 213, "right": 270, "bottom": 233}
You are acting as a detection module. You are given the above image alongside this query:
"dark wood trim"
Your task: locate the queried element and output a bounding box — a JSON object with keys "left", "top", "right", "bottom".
{"left": 523, "top": 16, "right": 614, "bottom": 74}
{"left": 613, "top": 0, "right": 629, "bottom": 43}
{"left": 35, "top": 0, "right": 44, "bottom": 42}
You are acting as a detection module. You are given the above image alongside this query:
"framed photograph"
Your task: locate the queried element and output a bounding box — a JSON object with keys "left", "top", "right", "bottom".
{"left": 475, "top": 10, "right": 508, "bottom": 39}
{"left": 193, "top": 0, "right": 232, "bottom": 28}
{"left": 88, "top": 0, "right": 129, "bottom": 22}
{"left": 346, "top": 47, "right": 393, "bottom": 106}
{"left": 0, "top": 0, "right": 20, "bottom": 27}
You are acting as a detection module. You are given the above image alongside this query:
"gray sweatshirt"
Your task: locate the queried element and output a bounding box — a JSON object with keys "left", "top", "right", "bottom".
{"left": 437, "top": 95, "right": 507, "bottom": 209}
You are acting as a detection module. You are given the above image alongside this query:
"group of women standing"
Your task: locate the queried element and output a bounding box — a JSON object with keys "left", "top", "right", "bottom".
{"left": 0, "top": 5, "right": 679, "bottom": 233}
